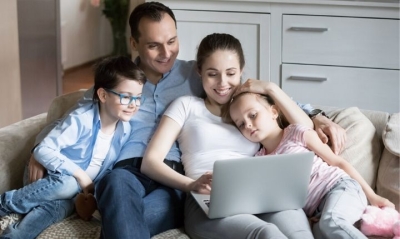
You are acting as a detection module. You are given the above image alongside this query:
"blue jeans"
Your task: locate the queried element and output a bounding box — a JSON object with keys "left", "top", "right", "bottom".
{"left": 0, "top": 172, "right": 79, "bottom": 216}
{"left": 0, "top": 167, "right": 75, "bottom": 239}
{"left": 312, "top": 177, "right": 368, "bottom": 239}
{"left": 0, "top": 199, "right": 74, "bottom": 239}
{"left": 95, "top": 166, "right": 185, "bottom": 239}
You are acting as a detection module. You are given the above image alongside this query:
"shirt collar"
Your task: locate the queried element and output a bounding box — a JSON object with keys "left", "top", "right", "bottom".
{"left": 134, "top": 56, "right": 176, "bottom": 83}
{"left": 93, "top": 102, "right": 130, "bottom": 136}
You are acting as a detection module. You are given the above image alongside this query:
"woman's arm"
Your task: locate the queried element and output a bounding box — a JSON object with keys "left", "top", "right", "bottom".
{"left": 304, "top": 129, "right": 395, "bottom": 208}
{"left": 141, "top": 116, "right": 192, "bottom": 191}
{"left": 235, "top": 79, "right": 313, "bottom": 128}
{"left": 141, "top": 116, "right": 212, "bottom": 194}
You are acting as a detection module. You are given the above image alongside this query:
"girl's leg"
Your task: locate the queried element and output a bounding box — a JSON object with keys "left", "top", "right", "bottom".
{"left": 184, "top": 194, "right": 287, "bottom": 239}
{"left": 0, "top": 173, "right": 79, "bottom": 215}
{"left": 258, "top": 209, "right": 314, "bottom": 239}
{"left": 313, "top": 178, "right": 368, "bottom": 239}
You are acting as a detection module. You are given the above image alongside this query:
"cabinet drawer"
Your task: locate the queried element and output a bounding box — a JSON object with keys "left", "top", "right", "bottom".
{"left": 282, "top": 15, "right": 399, "bottom": 69}
{"left": 282, "top": 64, "right": 399, "bottom": 113}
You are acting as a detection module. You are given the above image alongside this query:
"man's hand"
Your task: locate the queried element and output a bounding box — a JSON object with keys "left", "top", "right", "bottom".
{"left": 29, "top": 155, "right": 46, "bottom": 183}
{"left": 313, "top": 115, "right": 346, "bottom": 155}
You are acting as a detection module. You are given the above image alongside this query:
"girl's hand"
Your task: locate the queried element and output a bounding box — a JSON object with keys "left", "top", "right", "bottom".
{"left": 369, "top": 194, "right": 395, "bottom": 208}
{"left": 189, "top": 172, "right": 213, "bottom": 194}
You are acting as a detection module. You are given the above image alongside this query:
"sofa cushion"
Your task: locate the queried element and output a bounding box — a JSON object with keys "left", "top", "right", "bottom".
{"left": 326, "top": 107, "right": 381, "bottom": 188}
{"left": 37, "top": 213, "right": 189, "bottom": 239}
{"left": 46, "top": 90, "right": 86, "bottom": 124}
{"left": 0, "top": 113, "right": 47, "bottom": 193}
{"left": 383, "top": 113, "right": 400, "bottom": 157}
{"left": 37, "top": 214, "right": 101, "bottom": 239}
{"left": 377, "top": 113, "right": 400, "bottom": 211}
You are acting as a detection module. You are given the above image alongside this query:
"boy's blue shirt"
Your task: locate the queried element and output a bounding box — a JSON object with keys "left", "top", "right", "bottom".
{"left": 33, "top": 102, "right": 131, "bottom": 182}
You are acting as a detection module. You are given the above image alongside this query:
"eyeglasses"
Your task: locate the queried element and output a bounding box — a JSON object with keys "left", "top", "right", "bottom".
{"left": 104, "top": 89, "right": 144, "bottom": 106}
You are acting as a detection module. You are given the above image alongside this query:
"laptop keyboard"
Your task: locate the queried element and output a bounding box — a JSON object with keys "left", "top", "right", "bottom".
{"left": 203, "top": 199, "right": 210, "bottom": 207}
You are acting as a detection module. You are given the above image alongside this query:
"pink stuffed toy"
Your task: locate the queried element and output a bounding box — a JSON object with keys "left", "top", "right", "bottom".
{"left": 360, "top": 205, "right": 400, "bottom": 239}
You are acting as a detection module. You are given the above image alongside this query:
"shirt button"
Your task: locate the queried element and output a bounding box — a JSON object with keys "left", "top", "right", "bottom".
{"left": 155, "top": 94, "right": 159, "bottom": 97}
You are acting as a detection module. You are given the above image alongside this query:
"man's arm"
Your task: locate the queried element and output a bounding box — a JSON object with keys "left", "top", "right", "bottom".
{"left": 311, "top": 114, "right": 346, "bottom": 155}
{"left": 299, "top": 105, "right": 346, "bottom": 155}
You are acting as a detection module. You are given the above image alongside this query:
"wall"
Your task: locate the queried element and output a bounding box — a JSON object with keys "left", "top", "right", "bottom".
{"left": 60, "top": 0, "right": 144, "bottom": 69}
{"left": 0, "top": 0, "right": 22, "bottom": 127}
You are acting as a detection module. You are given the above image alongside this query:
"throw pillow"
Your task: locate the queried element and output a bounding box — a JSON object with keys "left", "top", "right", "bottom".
{"left": 325, "top": 107, "right": 381, "bottom": 189}
{"left": 377, "top": 112, "right": 400, "bottom": 210}
{"left": 46, "top": 90, "right": 85, "bottom": 124}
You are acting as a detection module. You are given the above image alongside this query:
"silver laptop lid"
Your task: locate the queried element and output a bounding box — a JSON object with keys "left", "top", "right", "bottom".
{"left": 207, "top": 152, "right": 314, "bottom": 219}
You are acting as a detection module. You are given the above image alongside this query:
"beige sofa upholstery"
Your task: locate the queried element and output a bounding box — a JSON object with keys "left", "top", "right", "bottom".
{"left": 0, "top": 90, "right": 398, "bottom": 239}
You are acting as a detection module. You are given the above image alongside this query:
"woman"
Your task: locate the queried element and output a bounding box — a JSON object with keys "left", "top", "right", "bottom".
{"left": 141, "top": 33, "right": 314, "bottom": 239}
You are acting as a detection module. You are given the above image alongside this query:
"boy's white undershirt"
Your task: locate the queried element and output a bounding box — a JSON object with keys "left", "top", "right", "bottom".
{"left": 85, "top": 130, "right": 114, "bottom": 180}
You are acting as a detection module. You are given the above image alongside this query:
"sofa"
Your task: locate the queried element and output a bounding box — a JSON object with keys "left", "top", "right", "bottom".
{"left": 0, "top": 90, "right": 398, "bottom": 239}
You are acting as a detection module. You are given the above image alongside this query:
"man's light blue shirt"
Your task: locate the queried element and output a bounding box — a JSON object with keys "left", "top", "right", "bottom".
{"left": 33, "top": 103, "right": 131, "bottom": 182}
{"left": 117, "top": 59, "right": 204, "bottom": 162}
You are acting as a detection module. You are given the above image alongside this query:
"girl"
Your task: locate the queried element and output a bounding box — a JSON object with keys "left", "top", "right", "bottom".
{"left": 0, "top": 56, "right": 145, "bottom": 232}
{"left": 228, "top": 85, "right": 395, "bottom": 239}
{"left": 142, "top": 33, "right": 314, "bottom": 239}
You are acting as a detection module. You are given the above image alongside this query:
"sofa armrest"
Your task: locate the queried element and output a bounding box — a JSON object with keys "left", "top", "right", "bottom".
{"left": 377, "top": 113, "right": 400, "bottom": 211}
{"left": 0, "top": 113, "right": 47, "bottom": 193}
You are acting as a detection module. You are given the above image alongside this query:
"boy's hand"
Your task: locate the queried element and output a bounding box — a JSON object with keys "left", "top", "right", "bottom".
{"left": 74, "top": 169, "right": 94, "bottom": 194}
{"left": 29, "top": 155, "right": 46, "bottom": 183}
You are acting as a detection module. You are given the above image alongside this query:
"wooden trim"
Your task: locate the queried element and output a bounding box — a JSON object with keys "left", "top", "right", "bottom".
{"left": 63, "top": 58, "right": 104, "bottom": 74}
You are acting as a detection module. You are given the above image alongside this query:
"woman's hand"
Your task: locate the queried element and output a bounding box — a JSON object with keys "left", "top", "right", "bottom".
{"left": 312, "top": 115, "right": 347, "bottom": 155}
{"left": 28, "top": 154, "right": 46, "bottom": 183}
{"left": 189, "top": 172, "right": 213, "bottom": 195}
{"left": 233, "top": 79, "right": 274, "bottom": 96}
{"left": 369, "top": 194, "right": 395, "bottom": 208}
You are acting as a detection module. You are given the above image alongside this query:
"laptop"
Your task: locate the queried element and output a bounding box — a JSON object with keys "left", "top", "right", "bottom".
{"left": 191, "top": 152, "right": 314, "bottom": 219}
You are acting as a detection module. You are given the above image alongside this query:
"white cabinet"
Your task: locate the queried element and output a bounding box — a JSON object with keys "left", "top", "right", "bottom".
{"left": 173, "top": 10, "right": 270, "bottom": 81}
{"left": 282, "top": 15, "right": 399, "bottom": 69}
{"left": 282, "top": 64, "right": 400, "bottom": 112}
{"left": 281, "top": 14, "right": 400, "bottom": 112}
{"left": 156, "top": 0, "right": 400, "bottom": 113}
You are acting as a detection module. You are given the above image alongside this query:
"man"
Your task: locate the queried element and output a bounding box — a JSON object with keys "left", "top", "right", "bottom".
{"left": 20, "top": 2, "right": 345, "bottom": 239}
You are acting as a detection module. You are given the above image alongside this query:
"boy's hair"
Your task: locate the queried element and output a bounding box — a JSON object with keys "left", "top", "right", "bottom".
{"left": 196, "top": 33, "right": 245, "bottom": 72}
{"left": 129, "top": 2, "right": 177, "bottom": 42}
{"left": 93, "top": 56, "right": 146, "bottom": 101}
{"left": 222, "top": 92, "right": 288, "bottom": 129}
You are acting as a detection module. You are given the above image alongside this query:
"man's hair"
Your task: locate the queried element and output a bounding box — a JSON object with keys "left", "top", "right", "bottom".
{"left": 93, "top": 56, "right": 146, "bottom": 101}
{"left": 129, "top": 2, "right": 177, "bottom": 42}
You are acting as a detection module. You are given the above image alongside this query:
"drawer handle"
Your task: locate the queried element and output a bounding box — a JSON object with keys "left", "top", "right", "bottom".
{"left": 289, "top": 76, "right": 328, "bottom": 82}
{"left": 289, "top": 27, "right": 328, "bottom": 32}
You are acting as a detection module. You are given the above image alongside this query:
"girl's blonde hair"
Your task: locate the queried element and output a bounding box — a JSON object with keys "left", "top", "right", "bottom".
{"left": 223, "top": 92, "right": 288, "bottom": 129}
